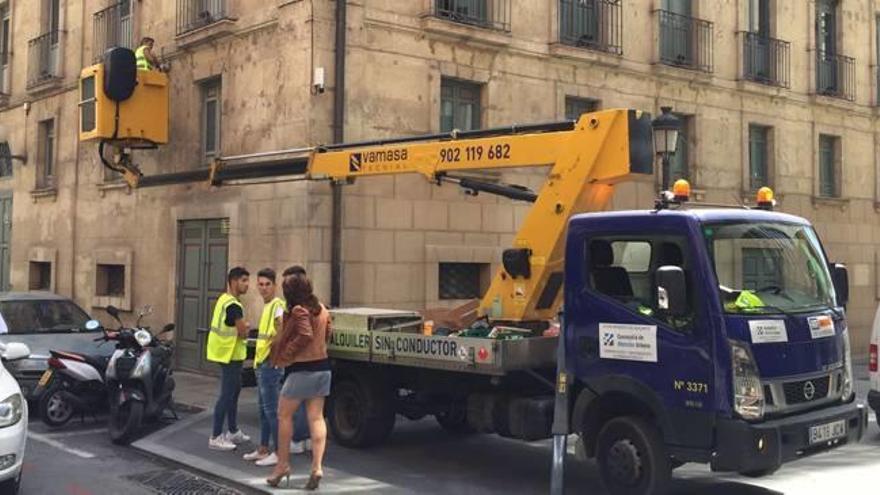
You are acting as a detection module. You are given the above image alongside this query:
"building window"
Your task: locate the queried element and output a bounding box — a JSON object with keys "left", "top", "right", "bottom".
{"left": 93, "top": 0, "right": 133, "bottom": 62}
{"left": 28, "top": 0, "right": 62, "bottom": 88}
{"left": 565, "top": 96, "right": 600, "bottom": 120}
{"left": 440, "top": 78, "right": 481, "bottom": 133}
{"left": 818, "top": 134, "right": 839, "bottom": 198}
{"left": 177, "top": 0, "right": 230, "bottom": 35}
{"left": 0, "top": 142, "right": 11, "bottom": 178}
{"left": 37, "top": 119, "right": 55, "bottom": 189}
{"left": 658, "top": 0, "right": 714, "bottom": 73}
{"left": 741, "top": 0, "right": 790, "bottom": 88}
{"left": 96, "top": 264, "right": 125, "bottom": 297}
{"left": 558, "top": 0, "right": 623, "bottom": 55}
{"left": 663, "top": 114, "right": 691, "bottom": 190}
{"left": 815, "top": 0, "right": 853, "bottom": 100}
{"left": 432, "top": 0, "right": 511, "bottom": 32}
{"left": 439, "top": 262, "right": 489, "bottom": 300}
{"left": 28, "top": 261, "right": 51, "bottom": 291}
{"left": 201, "top": 78, "right": 221, "bottom": 162}
{"left": 748, "top": 125, "right": 770, "bottom": 191}
{"left": 0, "top": 3, "right": 10, "bottom": 94}
{"left": 875, "top": 14, "right": 880, "bottom": 105}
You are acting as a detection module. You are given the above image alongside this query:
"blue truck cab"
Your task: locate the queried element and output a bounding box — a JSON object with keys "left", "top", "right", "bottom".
{"left": 565, "top": 206, "right": 866, "bottom": 494}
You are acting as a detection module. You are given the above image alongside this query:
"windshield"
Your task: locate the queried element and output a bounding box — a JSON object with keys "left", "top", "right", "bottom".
{"left": 703, "top": 222, "right": 836, "bottom": 314}
{"left": 0, "top": 300, "right": 92, "bottom": 334}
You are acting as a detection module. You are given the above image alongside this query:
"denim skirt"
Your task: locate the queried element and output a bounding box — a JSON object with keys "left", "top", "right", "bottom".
{"left": 280, "top": 370, "right": 331, "bottom": 399}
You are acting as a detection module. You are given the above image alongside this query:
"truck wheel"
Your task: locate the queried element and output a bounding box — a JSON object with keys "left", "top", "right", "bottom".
{"left": 328, "top": 379, "right": 395, "bottom": 448}
{"left": 596, "top": 416, "right": 671, "bottom": 495}
{"left": 435, "top": 402, "right": 474, "bottom": 434}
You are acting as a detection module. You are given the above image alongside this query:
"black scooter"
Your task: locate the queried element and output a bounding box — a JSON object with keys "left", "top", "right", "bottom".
{"left": 101, "top": 305, "right": 176, "bottom": 445}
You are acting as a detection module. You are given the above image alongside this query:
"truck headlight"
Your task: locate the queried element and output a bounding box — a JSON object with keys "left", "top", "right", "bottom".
{"left": 841, "top": 328, "right": 853, "bottom": 402}
{"left": 0, "top": 394, "right": 23, "bottom": 428}
{"left": 730, "top": 339, "right": 764, "bottom": 421}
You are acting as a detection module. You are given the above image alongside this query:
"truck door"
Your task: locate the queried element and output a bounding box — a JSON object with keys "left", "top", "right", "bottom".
{"left": 565, "top": 223, "right": 717, "bottom": 449}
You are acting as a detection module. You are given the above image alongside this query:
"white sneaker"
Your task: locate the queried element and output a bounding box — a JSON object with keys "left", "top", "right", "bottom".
{"left": 255, "top": 452, "right": 279, "bottom": 466}
{"left": 225, "top": 430, "right": 250, "bottom": 444}
{"left": 209, "top": 435, "right": 236, "bottom": 451}
{"left": 243, "top": 449, "right": 267, "bottom": 461}
{"left": 305, "top": 439, "right": 312, "bottom": 451}
{"left": 290, "top": 440, "right": 306, "bottom": 454}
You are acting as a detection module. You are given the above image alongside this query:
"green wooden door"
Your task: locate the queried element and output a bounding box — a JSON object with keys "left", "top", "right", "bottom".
{"left": 175, "top": 219, "right": 228, "bottom": 372}
{"left": 0, "top": 194, "right": 11, "bottom": 291}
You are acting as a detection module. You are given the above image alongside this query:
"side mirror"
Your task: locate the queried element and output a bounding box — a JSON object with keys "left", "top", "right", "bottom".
{"left": 106, "top": 305, "right": 120, "bottom": 319}
{"left": 656, "top": 266, "right": 687, "bottom": 317}
{"left": 141, "top": 305, "right": 153, "bottom": 316}
{"left": 160, "top": 323, "right": 175, "bottom": 334}
{"left": 85, "top": 320, "right": 101, "bottom": 332}
{"left": 831, "top": 263, "right": 849, "bottom": 307}
{"left": 1, "top": 343, "right": 30, "bottom": 361}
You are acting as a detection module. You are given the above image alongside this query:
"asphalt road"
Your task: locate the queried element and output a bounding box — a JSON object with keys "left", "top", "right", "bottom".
{"left": 20, "top": 413, "right": 251, "bottom": 495}
{"left": 17, "top": 379, "right": 880, "bottom": 495}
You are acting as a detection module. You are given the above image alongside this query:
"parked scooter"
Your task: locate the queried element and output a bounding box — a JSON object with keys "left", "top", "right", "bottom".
{"left": 101, "top": 305, "right": 176, "bottom": 445}
{"left": 33, "top": 319, "right": 110, "bottom": 427}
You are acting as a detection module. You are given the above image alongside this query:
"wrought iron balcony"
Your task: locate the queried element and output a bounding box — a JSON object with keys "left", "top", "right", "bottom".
{"left": 177, "top": 0, "right": 229, "bottom": 35}
{"left": 741, "top": 32, "right": 790, "bottom": 88}
{"left": 433, "top": 0, "right": 511, "bottom": 32}
{"left": 27, "top": 31, "right": 62, "bottom": 88}
{"left": 94, "top": 1, "right": 133, "bottom": 62}
{"left": 558, "top": 0, "right": 622, "bottom": 55}
{"left": 816, "top": 51, "right": 855, "bottom": 101}
{"left": 658, "top": 9, "right": 713, "bottom": 73}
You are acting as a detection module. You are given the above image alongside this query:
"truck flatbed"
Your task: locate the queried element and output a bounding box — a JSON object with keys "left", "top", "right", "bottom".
{"left": 328, "top": 308, "right": 557, "bottom": 375}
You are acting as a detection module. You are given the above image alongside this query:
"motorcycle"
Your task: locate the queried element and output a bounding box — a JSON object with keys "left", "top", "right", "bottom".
{"left": 101, "top": 304, "right": 176, "bottom": 445}
{"left": 33, "top": 321, "right": 110, "bottom": 427}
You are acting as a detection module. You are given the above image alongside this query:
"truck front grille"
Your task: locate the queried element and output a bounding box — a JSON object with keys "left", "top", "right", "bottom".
{"left": 782, "top": 376, "right": 830, "bottom": 405}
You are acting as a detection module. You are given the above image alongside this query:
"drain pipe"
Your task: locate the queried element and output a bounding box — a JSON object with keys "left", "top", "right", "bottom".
{"left": 330, "top": 0, "right": 347, "bottom": 307}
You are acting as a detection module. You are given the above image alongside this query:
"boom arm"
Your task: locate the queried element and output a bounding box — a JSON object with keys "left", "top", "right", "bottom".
{"left": 124, "top": 109, "right": 655, "bottom": 323}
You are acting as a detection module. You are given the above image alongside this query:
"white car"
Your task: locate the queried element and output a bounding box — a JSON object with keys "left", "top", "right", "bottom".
{"left": 0, "top": 342, "right": 30, "bottom": 494}
{"left": 870, "top": 304, "right": 880, "bottom": 424}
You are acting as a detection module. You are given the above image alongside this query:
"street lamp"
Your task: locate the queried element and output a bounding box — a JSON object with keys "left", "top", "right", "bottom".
{"left": 651, "top": 106, "right": 681, "bottom": 190}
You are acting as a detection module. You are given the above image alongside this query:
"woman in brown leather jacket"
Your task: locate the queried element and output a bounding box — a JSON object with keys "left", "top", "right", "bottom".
{"left": 266, "top": 273, "right": 331, "bottom": 490}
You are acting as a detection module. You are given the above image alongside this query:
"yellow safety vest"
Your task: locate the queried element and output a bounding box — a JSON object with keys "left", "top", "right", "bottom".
{"left": 206, "top": 293, "right": 247, "bottom": 363}
{"left": 255, "top": 297, "right": 285, "bottom": 367}
{"left": 135, "top": 45, "right": 152, "bottom": 71}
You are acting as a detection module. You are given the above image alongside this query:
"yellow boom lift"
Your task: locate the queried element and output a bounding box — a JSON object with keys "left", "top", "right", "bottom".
{"left": 79, "top": 50, "right": 656, "bottom": 324}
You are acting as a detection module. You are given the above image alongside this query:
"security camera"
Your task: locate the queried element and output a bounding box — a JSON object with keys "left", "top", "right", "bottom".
{"left": 313, "top": 67, "right": 325, "bottom": 94}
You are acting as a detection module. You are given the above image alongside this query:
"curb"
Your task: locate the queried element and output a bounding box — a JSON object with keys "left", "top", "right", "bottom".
{"left": 131, "top": 411, "right": 271, "bottom": 495}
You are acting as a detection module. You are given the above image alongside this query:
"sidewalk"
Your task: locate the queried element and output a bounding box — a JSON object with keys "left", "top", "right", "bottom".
{"left": 135, "top": 371, "right": 396, "bottom": 494}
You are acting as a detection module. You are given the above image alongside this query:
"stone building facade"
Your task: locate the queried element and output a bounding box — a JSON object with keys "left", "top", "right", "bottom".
{"left": 0, "top": 0, "right": 877, "bottom": 369}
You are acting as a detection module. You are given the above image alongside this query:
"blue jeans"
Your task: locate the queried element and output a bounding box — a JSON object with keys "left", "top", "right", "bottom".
{"left": 212, "top": 360, "right": 243, "bottom": 438}
{"left": 293, "top": 402, "right": 310, "bottom": 443}
{"left": 256, "top": 362, "right": 282, "bottom": 450}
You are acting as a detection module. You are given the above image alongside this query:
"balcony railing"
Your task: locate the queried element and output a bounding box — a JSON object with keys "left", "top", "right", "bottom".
{"left": 816, "top": 51, "right": 855, "bottom": 101}
{"left": 27, "top": 31, "right": 61, "bottom": 88}
{"left": 558, "top": 0, "right": 622, "bottom": 55}
{"left": 93, "top": 1, "right": 133, "bottom": 62}
{"left": 177, "top": 0, "right": 229, "bottom": 35}
{"left": 433, "top": 0, "right": 511, "bottom": 32}
{"left": 741, "top": 32, "right": 790, "bottom": 88}
{"left": 658, "top": 10, "right": 713, "bottom": 73}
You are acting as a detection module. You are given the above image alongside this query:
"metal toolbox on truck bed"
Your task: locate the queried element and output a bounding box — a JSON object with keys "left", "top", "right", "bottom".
{"left": 328, "top": 308, "right": 557, "bottom": 375}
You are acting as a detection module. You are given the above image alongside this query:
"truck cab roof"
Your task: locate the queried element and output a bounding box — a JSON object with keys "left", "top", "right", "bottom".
{"left": 570, "top": 206, "right": 810, "bottom": 227}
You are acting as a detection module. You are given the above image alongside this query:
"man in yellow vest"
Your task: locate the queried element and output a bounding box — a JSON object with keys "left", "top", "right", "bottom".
{"left": 135, "top": 37, "right": 161, "bottom": 71}
{"left": 242, "top": 268, "right": 286, "bottom": 466}
{"left": 207, "top": 266, "right": 252, "bottom": 451}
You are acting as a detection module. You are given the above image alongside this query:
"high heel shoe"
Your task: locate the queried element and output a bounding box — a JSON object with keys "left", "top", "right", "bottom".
{"left": 304, "top": 472, "right": 323, "bottom": 491}
{"left": 266, "top": 467, "right": 291, "bottom": 488}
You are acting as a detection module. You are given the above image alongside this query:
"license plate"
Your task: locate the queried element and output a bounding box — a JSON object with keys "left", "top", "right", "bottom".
{"left": 38, "top": 370, "right": 52, "bottom": 387}
{"left": 809, "top": 419, "right": 847, "bottom": 445}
